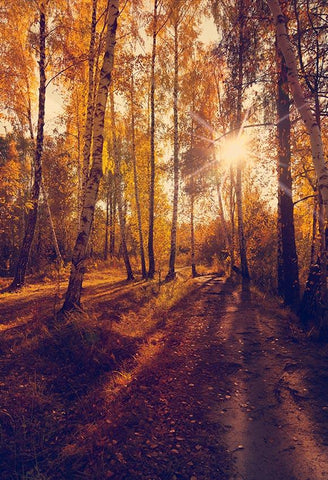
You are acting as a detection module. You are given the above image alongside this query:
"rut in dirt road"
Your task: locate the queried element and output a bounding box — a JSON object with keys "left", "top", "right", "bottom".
{"left": 68, "top": 275, "right": 328, "bottom": 480}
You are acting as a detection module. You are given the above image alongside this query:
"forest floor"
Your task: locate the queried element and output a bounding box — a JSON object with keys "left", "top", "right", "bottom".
{"left": 1, "top": 269, "right": 328, "bottom": 479}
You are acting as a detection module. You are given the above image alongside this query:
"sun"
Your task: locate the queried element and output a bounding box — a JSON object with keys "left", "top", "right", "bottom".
{"left": 221, "top": 136, "right": 248, "bottom": 167}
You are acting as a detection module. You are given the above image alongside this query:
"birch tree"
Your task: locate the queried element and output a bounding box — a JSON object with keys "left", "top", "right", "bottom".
{"left": 62, "top": 0, "right": 119, "bottom": 312}
{"left": 267, "top": 0, "right": 328, "bottom": 335}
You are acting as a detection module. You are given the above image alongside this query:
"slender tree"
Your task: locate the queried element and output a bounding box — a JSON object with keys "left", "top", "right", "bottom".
{"left": 267, "top": 0, "right": 328, "bottom": 335}
{"left": 10, "top": 2, "right": 46, "bottom": 290}
{"left": 148, "top": 0, "right": 159, "bottom": 279}
{"left": 166, "top": 17, "right": 180, "bottom": 281}
{"left": 62, "top": 0, "right": 120, "bottom": 312}
{"left": 81, "top": 0, "right": 98, "bottom": 212}
{"left": 130, "top": 68, "right": 147, "bottom": 278}
{"left": 109, "top": 85, "right": 134, "bottom": 281}
{"left": 276, "top": 43, "right": 300, "bottom": 309}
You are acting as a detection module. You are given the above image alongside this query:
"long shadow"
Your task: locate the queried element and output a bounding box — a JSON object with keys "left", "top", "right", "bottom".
{"left": 54, "top": 276, "right": 235, "bottom": 479}
{"left": 258, "top": 299, "right": 328, "bottom": 456}
{"left": 0, "top": 275, "right": 236, "bottom": 479}
{"left": 0, "top": 278, "right": 162, "bottom": 479}
{"left": 222, "top": 296, "right": 300, "bottom": 480}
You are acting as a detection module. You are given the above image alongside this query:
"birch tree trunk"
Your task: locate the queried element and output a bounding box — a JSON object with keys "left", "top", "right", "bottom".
{"left": 81, "top": 0, "right": 98, "bottom": 209}
{"left": 148, "top": 0, "right": 158, "bottom": 279}
{"left": 166, "top": 20, "right": 180, "bottom": 282}
{"left": 62, "top": 0, "right": 119, "bottom": 311}
{"left": 10, "top": 3, "right": 46, "bottom": 290}
{"left": 267, "top": 0, "right": 328, "bottom": 335}
{"left": 131, "top": 71, "right": 147, "bottom": 279}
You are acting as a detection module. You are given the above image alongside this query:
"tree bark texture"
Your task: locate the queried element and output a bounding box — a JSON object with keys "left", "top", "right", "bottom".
{"left": 104, "top": 177, "right": 110, "bottom": 260}
{"left": 276, "top": 46, "right": 300, "bottom": 310}
{"left": 190, "top": 193, "right": 197, "bottom": 277}
{"left": 166, "top": 21, "right": 180, "bottom": 282}
{"left": 267, "top": 0, "right": 328, "bottom": 335}
{"left": 110, "top": 86, "right": 134, "bottom": 281}
{"left": 131, "top": 71, "right": 147, "bottom": 278}
{"left": 81, "top": 0, "right": 98, "bottom": 209}
{"left": 235, "top": 0, "right": 250, "bottom": 281}
{"left": 10, "top": 4, "right": 46, "bottom": 290}
{"left": 41, "top": 181, "right": 63, "bottom": 264}
{"left": 62, "top": 0, "right": 119, "bottom": 311}
{"left": 148, "top": 0, "right": 158, "bottom": 279}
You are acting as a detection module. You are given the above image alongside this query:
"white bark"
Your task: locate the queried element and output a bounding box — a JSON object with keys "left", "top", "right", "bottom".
{"left": 267, "top": 0, "right": 328, "bottom": 205}
{"left": 62, "top": 0, "right": 119, "bottom": 311}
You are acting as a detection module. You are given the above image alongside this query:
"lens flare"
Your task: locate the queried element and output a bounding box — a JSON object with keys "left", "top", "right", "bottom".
{"left": 221, "top": 136, "right": 248, "bottom": 166}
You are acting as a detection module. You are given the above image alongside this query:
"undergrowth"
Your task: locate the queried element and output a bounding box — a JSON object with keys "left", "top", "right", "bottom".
{"left": 0, "top": 267, "right": 208, "bottom": 479}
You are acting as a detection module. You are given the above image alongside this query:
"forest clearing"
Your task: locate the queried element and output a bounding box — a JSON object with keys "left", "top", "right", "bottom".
{"left": 0, "top": 0, "right": 327, "bottom": 478}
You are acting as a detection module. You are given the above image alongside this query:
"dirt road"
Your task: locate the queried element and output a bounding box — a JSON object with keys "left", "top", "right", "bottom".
{"left": 86, "top": 275, "right": 328, "bottom": 479}
{"left": 2, "top": 274, "right": 328, "bottom": 479}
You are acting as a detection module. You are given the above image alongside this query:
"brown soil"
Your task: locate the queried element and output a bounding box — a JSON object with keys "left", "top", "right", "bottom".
{"left": 1, "top": 273, "right": 328, "bottom": 479}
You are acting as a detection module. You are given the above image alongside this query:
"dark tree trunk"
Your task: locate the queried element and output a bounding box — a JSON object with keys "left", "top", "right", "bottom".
{"left": 276, "top": 47, "right": 300, "bottom": 310}
{"left": 104, "top": 177, "right": 110, "bottom": 260}
{"left": 110, "top": 87, "right": 134, "bottom": 281}
{"left": 109, "top": 186, "right": 116, "bottom": 257}
{"left": 81, "top": 0, "right": 98, "bottom": 209}
{"left": 190, "top": 193, "right": 197, "bottom": 277}
{"left": 235, "top": 0, "right": 249, "bottom": 281}
{"left": 131, "top": 71, "right": 147, "bottom": 278}
{"left": 166, "top": 21, "right": 179, "bottom": 282}
{"left": 148, "top": 0, "right": 158, "bottom": 279}
{"left": 10, "top": 4, "right": 46, "bottom": 290}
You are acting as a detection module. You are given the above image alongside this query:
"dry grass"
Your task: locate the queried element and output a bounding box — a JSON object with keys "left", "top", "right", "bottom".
{"left": 0, "top": 264, "right": 212, "bottom": 479}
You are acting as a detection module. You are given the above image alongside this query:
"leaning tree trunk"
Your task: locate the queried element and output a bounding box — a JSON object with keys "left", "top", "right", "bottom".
{"left": 267, "top": 0, "right": 328, "bottom": 336}
{"left": 131, "top": 71, "right": 147, "bottom": 278}
{"left": 110, "top": 86, "right": 134, "bottom": 281}
{"left": 62, "top": 0, "right": 119, "bottom": 312}
{"left": 10, "top": 4, "right": 46, "bottom": 290}
{"left": 148, "top": 0, "right": 158, "bottom": 279}
{"left": 166, "top": 21, "right": 180, "bottom": 282}
{"left": 276, "top": 45, "right": 300, "bottom": 310}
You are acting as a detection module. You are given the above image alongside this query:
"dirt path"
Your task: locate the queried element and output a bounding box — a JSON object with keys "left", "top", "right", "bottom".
{"left": 78, "top": 275, "right": 328, "bottom": 480}
{"left": 2, "top": 274, "right": 328, "bottom": 479}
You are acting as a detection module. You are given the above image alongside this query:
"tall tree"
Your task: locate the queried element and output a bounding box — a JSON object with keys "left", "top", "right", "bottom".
{"left": 234, "top": 0, "right": 250, "bottom": 281}
{"left": 62, "top": 0, "right": 120, "bottom": 312}
{"left": 109, "top": 85, "right": 134, "bottom": 281}
{"left": 267, "top": 0, "right": 328, "bottom": 335}
{"left": 166, "top": 13, "right": 180, "bottom": 281}
{"left": 148, "top": 0, "right": 160, "bottom": 279}
{"left": 165, "top": 0, "right": 197, "bottom": 281}
{"left": 9, "top": 1, "right": 47, "bottom": 290}
{"left": 276, "top": 43, "right": 300, "bottom": 309}
{"left": 130, "top": 67, "right": 147, "bottom": 278}
{"left": 81, "top": 0, "right": 98, "bottom": 216}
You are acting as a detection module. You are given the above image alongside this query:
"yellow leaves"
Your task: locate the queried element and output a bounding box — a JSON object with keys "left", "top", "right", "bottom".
{"left": 24, "top": 200, "right": 35, "bottom": 212}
